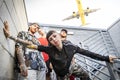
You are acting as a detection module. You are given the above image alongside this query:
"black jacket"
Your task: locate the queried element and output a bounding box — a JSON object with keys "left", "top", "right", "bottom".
{"left": 37, "top": 42, "right": 109, "bottom": 77}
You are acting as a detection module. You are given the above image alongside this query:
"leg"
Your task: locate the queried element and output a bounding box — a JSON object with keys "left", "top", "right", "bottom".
{"left": 56, "top": 75, "right": 65, "bottom": 80}
{"left": 71, "top": 64, "right": 90, "bottom": 80}
{"left": 50, "top": 70, "right": 57, "bottom": 80}
{"left": 37, "top": 70, "right": 46, "bottom": 80}
{"left": 46, "top": 72, "right": 51, "bottom": 80}
{"left": 46, "top": 60, "right": 52, "bottom": 80}
{"left": 27, "top": 70, "right": 37, "bottom": 80}
{"left": 17, "top": 73, "right": 27, "bottom": 80}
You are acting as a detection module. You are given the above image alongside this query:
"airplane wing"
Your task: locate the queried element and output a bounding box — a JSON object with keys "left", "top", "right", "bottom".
{"left": 84, "top": 8, "right": 100, "bottom": 16}
{"left": 62, "top": 8, "right": 100, "bottom": 21}
{"left": 62, "top": 12, "right": 79, "bottom": 21}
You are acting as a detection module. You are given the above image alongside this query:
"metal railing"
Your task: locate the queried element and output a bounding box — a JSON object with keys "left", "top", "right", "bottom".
{"left": 76, "top": 30, "right": 120, "bottom": 80}
{"left": 74, "top": 54, "right": 120, "bottom": 80}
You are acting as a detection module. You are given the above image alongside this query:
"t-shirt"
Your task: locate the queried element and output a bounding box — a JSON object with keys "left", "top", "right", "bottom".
{"left": 15, "top": 31, "right": 46, "bottom": 70}
{"left": 38, "top": 38, "right": 49, "bottom": 62}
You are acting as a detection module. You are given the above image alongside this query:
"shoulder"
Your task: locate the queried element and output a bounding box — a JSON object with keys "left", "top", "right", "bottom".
{"left": 63, "top": 40, "right": 75, "bottom": 46}
{"left": 63, "top": 40, "right": 78, "bottom": 49}
{"left": 18, "top": 31, "right": 27, "bottom": 35}
{"left": 17, "top": 31, "right": 28, "bottom": 38}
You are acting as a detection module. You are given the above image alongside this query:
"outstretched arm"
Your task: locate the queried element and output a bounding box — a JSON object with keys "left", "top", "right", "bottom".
{"left": 3, "top": 21, "right": 41, "bottom": 51}
{"left": 3, "top": 21, "right": 32, "bottom": 45}
{"left": 76, "top": 46, "right": 117, "bottom": 63}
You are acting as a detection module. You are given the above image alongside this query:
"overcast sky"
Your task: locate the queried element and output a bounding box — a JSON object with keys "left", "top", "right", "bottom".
{"left": 25, "top": 0, "right": 120, "bottom": 29}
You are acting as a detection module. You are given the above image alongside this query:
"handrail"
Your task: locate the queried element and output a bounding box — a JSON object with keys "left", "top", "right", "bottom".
{"left": 74, "top": 54, "right": 120, "bottom": 80}
{"left": 79, "top": 29, "right": 120, "bottom": 80}
{"left": 76, "top": 54, "right": 107, "bottom": 67}
{"left": 75, "top": 57, "right": 110, "bottom": 77}
{"left": 76, "top": 63, "right": 102, "bottom": 80}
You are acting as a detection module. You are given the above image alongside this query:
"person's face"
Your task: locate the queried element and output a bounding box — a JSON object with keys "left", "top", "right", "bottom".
{"left": 60, "top": 31, "right": 67, "bottom": 37}
{"left": 38, "top": 28, "right": 45, "bottom": 35}
{"left": 29, "top": 24, "right": 39, "bottom": 34}
{"left": 48, "top": 32, "right": 62, "bottom": 47}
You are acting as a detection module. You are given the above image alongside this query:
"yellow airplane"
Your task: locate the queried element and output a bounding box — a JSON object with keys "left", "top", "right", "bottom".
{"left": 62, "top": 0, "right": 100, "bottom": 26}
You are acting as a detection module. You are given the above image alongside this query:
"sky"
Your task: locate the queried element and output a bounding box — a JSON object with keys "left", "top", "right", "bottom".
{"left": 25, "top": 0, "right": 120, "bottom": 29}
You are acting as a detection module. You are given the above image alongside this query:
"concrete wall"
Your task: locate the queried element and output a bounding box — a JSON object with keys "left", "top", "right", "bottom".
{"left": 107, "top": 18, "right": 120, "bottom": 56}
{"left": 0, "top": 0, "right": 28, "bottom": 79}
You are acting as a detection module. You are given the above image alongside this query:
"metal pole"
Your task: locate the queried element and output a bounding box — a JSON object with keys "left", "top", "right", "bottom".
{"left": 106, "top": 62, "right": 120, "bottom": 80}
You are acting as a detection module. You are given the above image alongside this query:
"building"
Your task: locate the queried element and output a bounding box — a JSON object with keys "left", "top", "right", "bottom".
{"left": 0, "top": 0, "right": 120, "bottom": 79}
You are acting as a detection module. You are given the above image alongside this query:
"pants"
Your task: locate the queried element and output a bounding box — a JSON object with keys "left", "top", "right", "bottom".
{"left": 50, "top": 70, "right": 57, "bottom": 80}
{"left": 17, "top": 69, "right": 46, "bottom": 80}
{"left": 56, "top": 64, "right": 90, "bottom": 80}
{"left": 70, "top": 64, "right": 90, "bottom": 80}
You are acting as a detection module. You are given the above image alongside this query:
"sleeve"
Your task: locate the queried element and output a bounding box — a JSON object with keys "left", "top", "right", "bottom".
{"left": 75, "top": 46, "right": 110, "bottom": 62}
{"left": 15, "top": 31, "right": 27, "bottom": 47}
{"left": 15, "top": 31, "right": 26, "bottom": 65}
{"left": 37, "top": 45, "right": 50, "bottom": 54}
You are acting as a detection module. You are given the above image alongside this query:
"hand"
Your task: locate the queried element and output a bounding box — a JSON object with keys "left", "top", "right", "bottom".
{"left": 3, "top": 21, "right": 10, "bottom": 38}
{"left": 27, "top": 44, "right": 38, "bottom": 49}
{"left": 109, "top": 55, "right": 117, "bottom": 63}
{"left": 20, "top": 64, "right": 28, "bottom": 77}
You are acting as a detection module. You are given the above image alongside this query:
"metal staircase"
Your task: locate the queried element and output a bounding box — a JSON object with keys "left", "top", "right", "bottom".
{"left": 74, "top": 30, "right": 120, "bottom": 80}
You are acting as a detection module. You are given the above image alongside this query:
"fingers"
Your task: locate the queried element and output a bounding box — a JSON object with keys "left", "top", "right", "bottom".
{"left": 3, "top": 27, "right": 9, "bottom": 38}
{"left": 3, "top": 21, "right": 10, "bottom": 38}
{"left": 109, "top": 55, "right": 117, "bottom": 63}
{"left": 4, "top": 21, "right": 9, "bottom": 31}
{"left": 21, "top": 69, "right": 28, "bottom": 77}
{"left": 20, "top": 64, "right": 28, "bottom": 77}
{"left": 27, "top": 44, "right": 38, "bottom": 49}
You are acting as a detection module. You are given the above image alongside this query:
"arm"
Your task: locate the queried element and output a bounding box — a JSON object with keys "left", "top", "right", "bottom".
{"left": 15, "top": 31, "right": 30, "bottom": 77}
{"left": 3, "top": 21, "right": 28, "bottom": 76}
{"left": 9, "top": 36, "right": 32, "bottom": 45}
{"left": 3, "top": 21, "right": 32, "bottom": 45}
{"left": 76, "top": 46, "right": 116, "bottom": 62}
{"left": 27, "top": 44, "right": 50, "bottom": 54}
{"left": 15, "top": 46, "right": 28, "bottom": 77}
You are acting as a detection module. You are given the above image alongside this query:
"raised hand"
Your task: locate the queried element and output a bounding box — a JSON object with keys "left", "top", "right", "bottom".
{"left": 3, "top": 21, "right": 10, "bottom": 38}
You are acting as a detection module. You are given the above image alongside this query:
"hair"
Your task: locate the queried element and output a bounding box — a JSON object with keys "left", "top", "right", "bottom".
{"left": 46, "top": 30, "right": 56, "bottom": 41}
{"left": 61, "top": 29, "right": 68, "bottom": 34}
{"left": 28, "top": 22, "right": 40, "bottom": 31}
{"left": 46, "top": 30, "right": 56, "bottom": 46}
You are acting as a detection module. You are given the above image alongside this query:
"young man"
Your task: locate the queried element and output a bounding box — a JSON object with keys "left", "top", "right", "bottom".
{"left": 3, "top": 21, "right": 46, "bottom": 80}
{"left": 4, "top": 23, "right": 116, "bottom": 80}
{"left": 60, "top": 29, "right": 68, "bottom": 41}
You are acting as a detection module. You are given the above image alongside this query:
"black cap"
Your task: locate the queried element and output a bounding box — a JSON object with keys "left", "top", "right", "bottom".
{"left": 61, "top": 29, "right": 68, "bottom": 34}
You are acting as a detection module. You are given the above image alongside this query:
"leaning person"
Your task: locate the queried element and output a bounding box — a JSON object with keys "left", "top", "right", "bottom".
{"left": 3, "top": 21, "right": 47, "bottom": 80}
